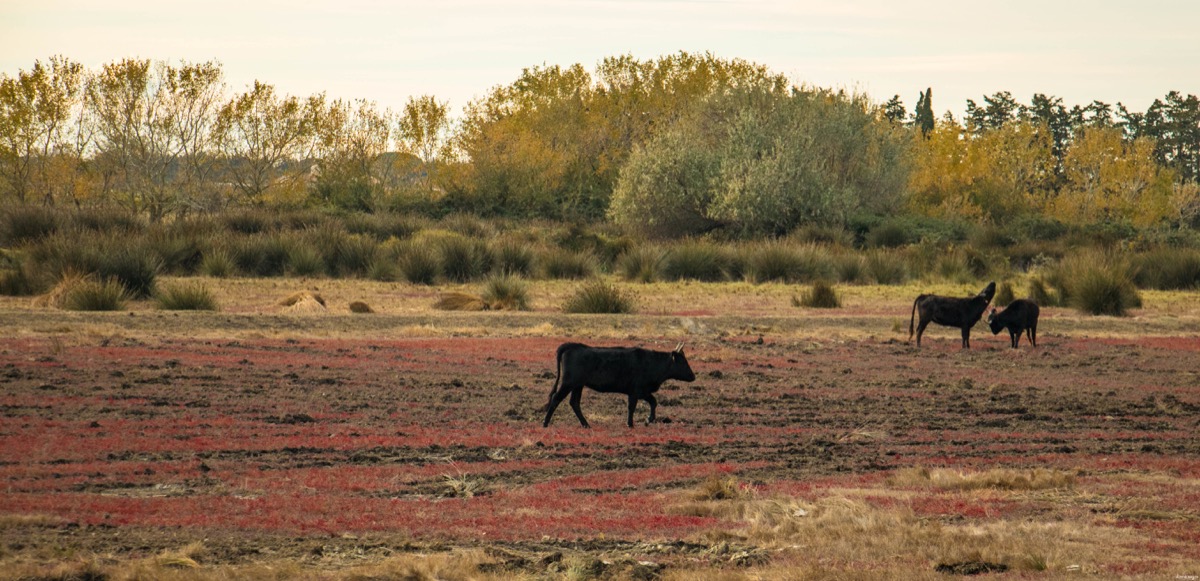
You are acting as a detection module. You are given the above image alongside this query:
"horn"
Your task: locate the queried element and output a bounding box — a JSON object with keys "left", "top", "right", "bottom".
{"left": 674, "top": 342, "right": 684, "bottom": 353}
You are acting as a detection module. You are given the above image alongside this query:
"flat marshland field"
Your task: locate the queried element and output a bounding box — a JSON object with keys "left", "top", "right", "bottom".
{"left": 1, "top": 278, "right": 1198, "bottom": 580}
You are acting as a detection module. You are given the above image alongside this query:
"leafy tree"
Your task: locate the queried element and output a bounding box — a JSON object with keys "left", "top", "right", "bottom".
{"left": 965, "top": 91, "right": 1020, "bottom": 134}
{"left": 908, "top": 119, "right": 1050, "bottom": 221}
{"left": 0, "top": 56, "right": 86, "bottom": 204}
{"left": 86, "top": 59, "right": 224, "bottom": 220}
{"left": 610, "top": 88, "right": 909, "bottom": 237}
{"left": 396, "top": 95, "right": 452, "bottom": 198}
{"left": 213, "top": 81, "right": 322, "bottom": 206}
{"left": 310, "top": 98, "right": 393, "bottom": 212}
{"left": 882, "top": 95, "right": 907, "bottom": 124}
{"left": 1050, "top": 126, "right": 1175, "bottom": 226}
{"left": 454, "top": 52, "right": 790, "bottom": 220}
{"left": 913, "top": 88, "right": 934, "bottom": 136}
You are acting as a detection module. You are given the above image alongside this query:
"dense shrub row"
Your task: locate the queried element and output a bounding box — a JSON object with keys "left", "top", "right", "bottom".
{"left": 1, "top": 207, "right": 1198, "bottom": 316}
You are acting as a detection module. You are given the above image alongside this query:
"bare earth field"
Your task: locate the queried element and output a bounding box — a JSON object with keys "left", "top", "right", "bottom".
{"left": 0, "top": 278, "right": 1198, "bottom": 580}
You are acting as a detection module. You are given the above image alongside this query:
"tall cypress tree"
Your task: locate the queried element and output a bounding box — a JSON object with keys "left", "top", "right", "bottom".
{"left": 913, "top": 87, "right": 934, "bottom": 137}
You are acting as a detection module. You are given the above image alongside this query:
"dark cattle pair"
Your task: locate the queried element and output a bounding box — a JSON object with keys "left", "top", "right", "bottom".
{"left": 543, "top": 342, "right": 696, "bottom": 428}
{"left": 988, "top": 299, "right": 1040, "bottom": 348}
{"left": 909, "top": 282, "right": 996, "bottom": 349}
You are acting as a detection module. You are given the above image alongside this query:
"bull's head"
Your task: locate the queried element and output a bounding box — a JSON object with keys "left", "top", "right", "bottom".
{"left": 669, "top": 343, "right": 696, "bottom": 382}
{"left": 979, "top": 281, "right": 997, "bottom": 302}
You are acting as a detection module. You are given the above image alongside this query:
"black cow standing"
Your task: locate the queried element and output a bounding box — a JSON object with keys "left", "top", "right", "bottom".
{"left": 908, "top": 281, "right": 996, "bottom": 349}
{"left": 987, "top": 299, "right": 1040, "bottom": 348}
{"left": 543, "top": 342, "right": 696, "bottom": 428}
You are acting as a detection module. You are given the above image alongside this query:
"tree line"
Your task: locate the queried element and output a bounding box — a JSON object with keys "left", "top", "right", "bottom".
{"left": 2, "top": 54, "right": 1198, "bottom": 237}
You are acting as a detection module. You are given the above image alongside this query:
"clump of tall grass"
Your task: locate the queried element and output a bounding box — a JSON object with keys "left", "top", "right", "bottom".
{"left": 743, "top": 242, "right": 832, "bottom": 284}
{"left": 1027, "top": 277, "right": 1059, "bottom": 307}
{"left": 616, "top": 247, "right": 663, "bottom": 283}
{"left": 888, "top": 467, "right": 1076, "bottom": 491}
{"left": 661, "top": 241, "right": 730, "bottom": 282}
{"left": 395, "top": 242, "right": 440, "bottom": 285}
{"left": 993, "top": 281, "right": 1015, "bottom": 307}
{"left": 1, "top": 205, "right": 59, "bottom": 245}
{"left": 60, "top": 275, "right": 129, "bottom": 311}
{"left": 1050, "top": 251, "right": 1142, "bottom": 316}
{"left": 864, "top": 249, "right": 908, "bottom": 284}
{"left": 540, "top": 248, "right": 595, "bottom": 280}
{"left": 1132, "top": 247, "right": 1200, "bottom": 290}
{"left": 492, "top": 238, "right": 536, "bottom": 277}
{"left": 438, "top": 234, "right": 491, "bottom": 282}
{"left": 230, "top": 233, "right": 294, "bottom": 277}
{"left": 155, "top": 281, "right": 218, "bottom": 311}
{"left": 0, "top": 253, "right": 44, "bottom": 296}
{"left": 481, "top": 275, "right": 530, "bottom": 311}
{"left": 563, "top": 279, "right": 634, "bottom": 314}
{"left": 29, "top": 232, "right": 161, "bottom": 298}
{"left": 367, "top": 256, "right": 399, "bottom": 282}
{"left": 285, "top": 244, "right": 326, "bottom": 277}
{"left": 198, "top": 250, "right": 234, "bottom": 278}
{"left": 794, "top": 280, "right": 841, "bottom": 308}
{"left": 830, "top": 252, "right": 865, "bottom": 283}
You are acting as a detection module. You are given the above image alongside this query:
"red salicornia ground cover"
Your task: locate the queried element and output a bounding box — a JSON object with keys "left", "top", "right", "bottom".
{"left": 1, "top": 330, "right": 1198, "bottom": 578}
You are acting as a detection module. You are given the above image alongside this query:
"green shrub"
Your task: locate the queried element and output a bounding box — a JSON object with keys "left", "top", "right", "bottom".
{"left": 481, "top": 275, "right": 530, "bottom": 311}
{"left": 616, "top": 247, "right": 663, "bottom": 283}
{"left": 156, "top": 281, "right": 218, "bottom": 311}
{"left": 662, "top": 241, "right": 730, "bottom": 282}
{"left": 796, "top": 280, "right": 841, "bottom": 308}
{"left": 63, "top": 277, "right": 128, "bottom": 311}
{"left": 865, "top": 220, "right": 911, "bottom": 248}
{"left": 789, "top": 224, "right": 853, "bottom": 247}
{"left": 0, "top": 261, "right": 42, "bottom": 296}
{"left": 864, "top": 249, "right": 908, "bottom": 284}
{"left": 1133, "top": 248, "right": 1200, "bottom": 290}
{"left": 563, "top": 279, "right": 634, "bottom": 314}
{"left": 540, "top": 248, "right": 595, "bottom": 280}
{"left": 1, "top": 205, "right": 59, "bottom": 245}
{"left": 198, "top": 250, "right": 234, "bottom": 278}
{"left": 743, "top": 243, "right": 832, "bottom": 284}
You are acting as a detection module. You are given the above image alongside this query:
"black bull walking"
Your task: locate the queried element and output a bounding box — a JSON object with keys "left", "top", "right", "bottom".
{"left": 543, "top": 343, "right": 696, "bottom": 428}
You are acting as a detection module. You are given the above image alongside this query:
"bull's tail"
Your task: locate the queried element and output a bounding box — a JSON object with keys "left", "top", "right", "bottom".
{"left": 541, "top": 342, "right": 581, "bottom": 412}
{"left": 908, "top": 296, "right": 920, "bottom": 342}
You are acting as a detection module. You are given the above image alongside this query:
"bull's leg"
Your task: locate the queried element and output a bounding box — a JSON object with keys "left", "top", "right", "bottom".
{"left": 644, "top": 394, "right": 658, "bottom": 425}
{"left": 1029, "top": 323, "right": 1037, "bottom": 347}
{"left": 568, "top": 387, "right": 589, "bottom": 428}
{"left": 961, "top": 327, "right": 971, "bottom": 349}
{"left": 626, "top": 395, "right": 638, "bottom": 428}
{"left": 915, "top": 319, "right": 930, "bottom": 348}
{"left": 542, "top": 387, "right": 572, "bottom": 427}
{"left": 1011, "top": 330, "right": 1019, "bottom": 349}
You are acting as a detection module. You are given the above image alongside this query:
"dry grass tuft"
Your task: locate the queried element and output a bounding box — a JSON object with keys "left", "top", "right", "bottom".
{"left": 31, "top": 271, "right": 90, "bottom": 309}
{"left": 435, "top": 291, "right": 489, "bottom": 311}
{"left": 888, "top": 467, "right": 1077, "bottom": 491}
{"left": 348, "top": 300, "right": 374, "bottom": 313}
{"left": 0, "top": 513, "right": 69, "bottom": 528}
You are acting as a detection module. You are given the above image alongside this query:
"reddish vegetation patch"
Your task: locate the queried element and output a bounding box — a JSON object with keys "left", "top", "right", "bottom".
{"left": 1, "top": 331, "right": 1198, "bottom": 562}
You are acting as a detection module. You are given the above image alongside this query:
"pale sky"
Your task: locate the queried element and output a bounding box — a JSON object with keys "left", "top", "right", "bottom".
{"left": 3, "top": 0, "right": 1197, "bottom": 119}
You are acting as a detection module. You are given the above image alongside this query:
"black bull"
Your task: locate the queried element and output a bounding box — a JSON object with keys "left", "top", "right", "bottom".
{"left": 908, "top": 282, "right": 996, "bottom": 349}
{"left": 543, "top": 343, "right": 696, "bottom": 428}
